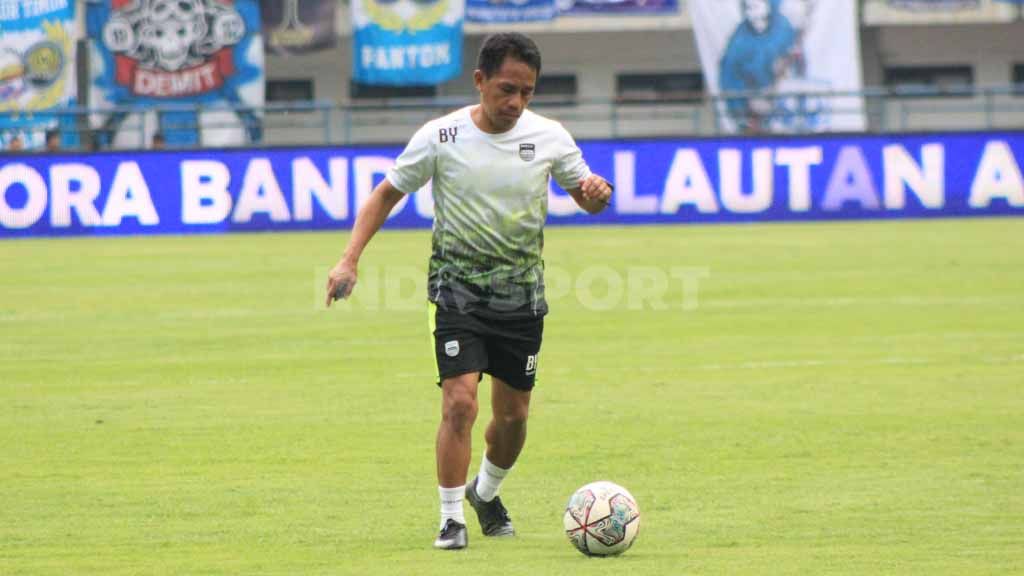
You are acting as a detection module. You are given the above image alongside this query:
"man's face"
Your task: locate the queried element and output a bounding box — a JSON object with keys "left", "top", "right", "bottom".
{"left": 474, "top": 56, "right": 537, "bottom": 133}
{"left": 743, "top": 0, "right": 770, "bottom": 34}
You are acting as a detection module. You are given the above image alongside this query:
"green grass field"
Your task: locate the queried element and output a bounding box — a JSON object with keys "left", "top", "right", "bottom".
{"left": 1, "top": 219, "right": 1022, "bottom": 575}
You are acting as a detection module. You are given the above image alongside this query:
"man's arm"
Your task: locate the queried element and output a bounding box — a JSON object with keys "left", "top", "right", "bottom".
{"left": 567, "top": 174, "right": 613, "bottom": 215}
{"left": 325, "top": 179, "right": 406, "bottom": 307}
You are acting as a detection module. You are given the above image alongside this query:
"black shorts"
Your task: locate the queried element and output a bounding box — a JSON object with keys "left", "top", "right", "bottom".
{"left": 428, "top": 302, "right": 544, "bottom": 391}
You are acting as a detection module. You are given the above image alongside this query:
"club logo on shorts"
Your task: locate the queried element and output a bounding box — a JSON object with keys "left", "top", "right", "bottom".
{"left": 519, "top": 143, "right": 535, "bottom": 162}
{"left": 444, "top": 340, "right": 460, "bottom": 357}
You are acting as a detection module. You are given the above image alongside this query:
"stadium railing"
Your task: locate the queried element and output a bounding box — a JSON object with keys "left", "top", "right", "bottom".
{"left": 3, "top": 84, "right": 1023, "bottom": 150}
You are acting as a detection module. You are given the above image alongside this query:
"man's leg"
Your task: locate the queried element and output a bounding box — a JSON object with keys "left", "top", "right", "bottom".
{"left": 464, "top": 377, "right": 530, "bottom": 537}
{"left": 465, "top": 312, "right": 542, "bottom": 537}
{"left": 437, "top": 372, "right": 481, "bottom": 488}
{"left": 433, "top": 372, "right": 480, "bottom": 550}
{"left": 485, "top": 376, "right": 531, "bottom": 469}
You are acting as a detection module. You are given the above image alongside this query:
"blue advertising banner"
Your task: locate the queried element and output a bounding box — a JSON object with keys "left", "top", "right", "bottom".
{"left": 352, "top": 0, "right": 463, "bottom": 86}
{"left": 86, "top": 0, "right": 265, "bottom": 147}
{"left": 2, "top": 132, "right": 1022, "bottom": 237}
{"left": 0, "top": 0, "right": 78, "bottom": 150}
{"left": 467, "top": 0, "right": 557, "bottom": 22}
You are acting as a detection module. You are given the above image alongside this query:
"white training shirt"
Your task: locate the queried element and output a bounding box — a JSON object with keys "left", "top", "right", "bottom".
{"left": 385, "top": 105, "right": 592, "bottom": 316}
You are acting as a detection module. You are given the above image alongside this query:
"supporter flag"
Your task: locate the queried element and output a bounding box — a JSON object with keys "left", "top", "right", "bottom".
{"left": 352, "top": 0, "right": 464, "bottom": 86}
{"left": 467, "top": 0, "right": 557, "bottom": 22}
{"left": 86, "top": 0, "right": 265, "bottom": 147}
{"left": 690, "top": 0, "right": 866, "bottom": 133}
{"left": 262, "top": 0, "right": 337, "bottom": 55}
{"left": 0, "top": 0, "right": 79, "bottom": 149}
{"left": 559, "top": 0, "right": 677, "bottom": 14}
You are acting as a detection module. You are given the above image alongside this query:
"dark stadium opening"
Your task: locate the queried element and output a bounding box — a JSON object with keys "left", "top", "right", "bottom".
{"left": 615, "top": 71, "right": 704, "bottom": 104}
{"left": 884, "top": 65, "right": 974, "bottom": 97}
{"left": 350, "top": 82, "right": 438, "bottom": 100}
{"left": 533, "top": 74, "right": 578, "bottom": 105}
{"left": 266, "top": 79, "right": 315, "bottom": 102}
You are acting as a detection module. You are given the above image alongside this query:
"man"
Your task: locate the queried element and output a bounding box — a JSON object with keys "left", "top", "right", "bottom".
{"left": 45, "top": 129, "right": 61, "bottom": 152}
{"left": 325, "top": 33, "right": 612, "bottom": 550}
{"left": 719, "top": 0, "right": 796, "bottom": 132}
{"left": 151, "top": 132, "right": 166, "bottom": 150}
{"left": 7, "top": 134, "right": 24, "bottom": 151}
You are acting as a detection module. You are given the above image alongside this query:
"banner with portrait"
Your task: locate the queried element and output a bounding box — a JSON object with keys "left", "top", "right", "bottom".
{"left": 261, "top": 0, "right": 337, "bottom": 55}
{"left": 690, "top": 0, "right": 866, "bottom": 134}
{"left": 86, "top": 0, "right": 265, "bottom": 148}
{"left": 352, "top": 0, "right": 464, "bottom": 86}
{"left": 467, "top": 0, "right": 557, "bottom": 22}
{"left": 0, "top": 0, "right": 78, "bottom": 149}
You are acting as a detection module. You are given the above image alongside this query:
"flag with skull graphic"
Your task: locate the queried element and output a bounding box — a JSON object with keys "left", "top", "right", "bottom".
{"left": 87, "top": 0, "right": 265, "bottom": 146}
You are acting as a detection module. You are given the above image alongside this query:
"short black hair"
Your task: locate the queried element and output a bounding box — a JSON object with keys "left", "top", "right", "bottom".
{"left": 45, "top": 128, "right": 59, "bottom": 141}
{"left": 477, "top": 33, "right": 541, "bottom": 78}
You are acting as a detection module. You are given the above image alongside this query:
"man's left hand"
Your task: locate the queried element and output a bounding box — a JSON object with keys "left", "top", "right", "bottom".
{"left": 579, "top": 175, "right": 612, "bottom": 206}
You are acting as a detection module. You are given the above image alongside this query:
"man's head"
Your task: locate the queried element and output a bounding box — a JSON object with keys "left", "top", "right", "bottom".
{"left": 473, "top": 33, "right": 542, "bottom": 133}
{"left": 742, "top": 0, "right": 771, "bottom": 34}
{"left": 45, "top": 129, "right": 60, "bottom": 151}
{"left": 152, "top": 132, "right": 166, "bottom": 149}
{"left": 8, "top": 134, "right": 23, "bottom": 151}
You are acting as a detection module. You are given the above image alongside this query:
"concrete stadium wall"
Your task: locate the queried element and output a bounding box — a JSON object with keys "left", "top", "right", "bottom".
{"left": 265, "top": 21, "right": 1024, "bottom": 144}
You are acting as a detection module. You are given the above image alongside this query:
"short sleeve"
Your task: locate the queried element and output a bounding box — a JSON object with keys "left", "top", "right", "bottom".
{"left": 386, "top": 123, "right": 436, "bottom": 194}
{"left": 550, "top": 124, "right": 592, "bottom": 191}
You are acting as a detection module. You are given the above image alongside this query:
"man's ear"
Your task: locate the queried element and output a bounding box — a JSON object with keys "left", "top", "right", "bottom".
{"left": 473, "top": 69, "right": 484, "bottom": 91}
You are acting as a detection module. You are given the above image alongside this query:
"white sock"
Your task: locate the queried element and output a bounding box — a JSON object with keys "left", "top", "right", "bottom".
{"left": 475, "top": 456, "right": 511, "bottom": 503}
{"left": 439, "top": 485, "right": 466, "bottom": 529}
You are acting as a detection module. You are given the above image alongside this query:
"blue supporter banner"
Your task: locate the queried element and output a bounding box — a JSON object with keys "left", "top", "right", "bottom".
{"left": 86, "top": 0, "right": 266, "bottom": 147}
{"left": 467, "top": 0, "right": 557, "bottom": 23}
{"left": 1, "top": 131, "right": 1022, "bottom": 238}
{"left": 0, "top": 0, "right": 79, "bottom": 150}
{"left": 351, "top": 0, "right": 463, "bottom": 86}
{"left": 560, "top": 0, "right": 677, "bottom": 14}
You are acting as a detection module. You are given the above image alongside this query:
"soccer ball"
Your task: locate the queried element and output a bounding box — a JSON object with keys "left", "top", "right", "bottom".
{"left": 563, "top": 481, "right": 640, "bottom": 556}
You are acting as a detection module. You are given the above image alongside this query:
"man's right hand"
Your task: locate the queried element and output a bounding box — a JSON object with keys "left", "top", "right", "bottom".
{"left": 326, "top": 259, "right": 358, "bottom": 307}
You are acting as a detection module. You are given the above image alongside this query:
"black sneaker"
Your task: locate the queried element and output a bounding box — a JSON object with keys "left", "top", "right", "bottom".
{"left": 465, "top": 477, "right": 515, "bottom": 537}
{"left": 433, "top": 519, "right": 467, "bottom": 550}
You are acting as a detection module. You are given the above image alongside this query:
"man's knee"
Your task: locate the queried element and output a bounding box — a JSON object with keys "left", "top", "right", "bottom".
{"left": 442, "top": 374, "right": 479, "bottom": 431}
{"left": 496, "top": 407, "right": 528, "bottom": 429}
{"left": 492, "top": 377, "right": 530, "bottom": 428}
{"left": 494, "top": 397, "right": 529, "bottom": 429}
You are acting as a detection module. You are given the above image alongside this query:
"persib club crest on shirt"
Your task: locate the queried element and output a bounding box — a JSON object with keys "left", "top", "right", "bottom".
{"left": 519, "top": 143, "right": 536, "bottom": 161}
{"left": 100, "top": 0, "right": 247, "bottom": 98}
